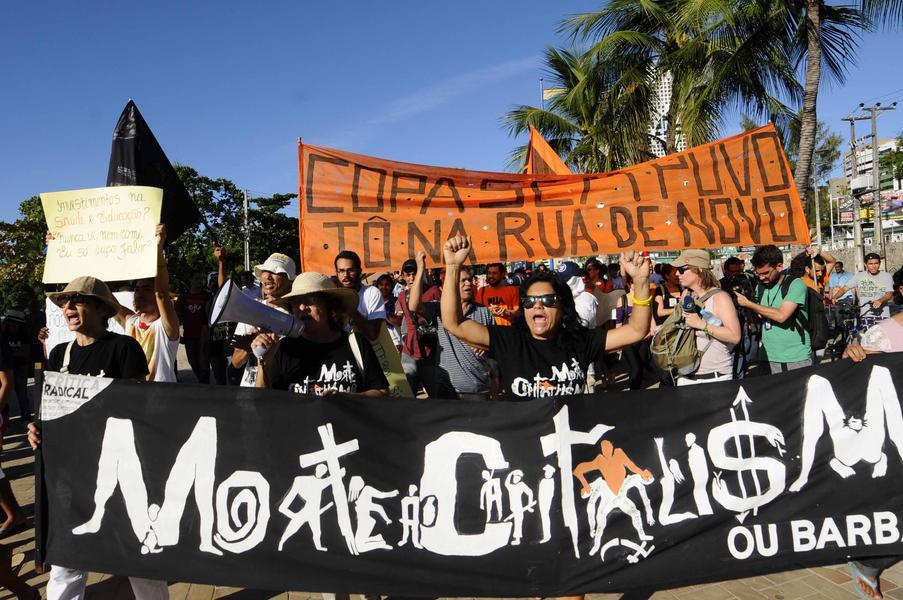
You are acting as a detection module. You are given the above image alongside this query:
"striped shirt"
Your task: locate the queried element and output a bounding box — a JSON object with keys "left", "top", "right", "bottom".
{"left": 424, "top": 300, "right": 493, "bottom": 395}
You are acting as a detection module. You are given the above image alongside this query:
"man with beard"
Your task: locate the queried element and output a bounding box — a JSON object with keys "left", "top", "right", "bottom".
{"left": 735, "top": 244, "right": 812, "bottom": 373}
{"left": 475, "top": 263, "right": 519, "bottom": 326}
{"left": 231, "top": 252, "right": 296, "bottom": 387}
{"left": 334, "top": 250, "right": 385, "bottom": 341}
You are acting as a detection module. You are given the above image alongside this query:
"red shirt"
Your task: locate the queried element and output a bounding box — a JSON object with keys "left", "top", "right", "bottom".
{"left": 175, "top": 291, "right": 210, "bottom": 339}
{"left": 397, "top": 286, "right": 441, "bottom": 358}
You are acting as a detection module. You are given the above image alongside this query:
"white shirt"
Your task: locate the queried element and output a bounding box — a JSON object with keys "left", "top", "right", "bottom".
{"left": 358, "top": 285, "right": 386, "bottom": 320}
{"left": 574, "top": 290, "right": 599, "bottom": 329}
{"left": 125, "top": 315, "right": 179, "bottom": 383}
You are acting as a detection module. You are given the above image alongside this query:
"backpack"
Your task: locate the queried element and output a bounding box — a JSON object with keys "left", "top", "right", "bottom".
{"left": 650, "top": 289, "right": 721, "bottom": 377}
{"left": 756, "top": 274, "right": 829, "bottom": 351}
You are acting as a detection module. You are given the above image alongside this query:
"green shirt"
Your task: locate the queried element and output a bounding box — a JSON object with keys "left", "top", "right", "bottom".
{"left": 760, "top": 276, "right": 811, "bottom": 363}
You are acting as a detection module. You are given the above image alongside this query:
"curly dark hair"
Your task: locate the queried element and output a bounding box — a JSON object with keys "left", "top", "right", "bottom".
{"left": 893, "top": 267, "right": 903, "bottom": 303}
{"left": 513, "top": 271, "right": 587, "bottom": 351}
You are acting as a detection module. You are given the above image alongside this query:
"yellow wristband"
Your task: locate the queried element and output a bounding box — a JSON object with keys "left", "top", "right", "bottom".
{"left": 631, "top": 294, "right": 652, "bottom": 307}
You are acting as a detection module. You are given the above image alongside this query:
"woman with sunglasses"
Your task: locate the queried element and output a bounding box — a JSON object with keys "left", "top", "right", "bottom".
{"left": 441, "top": 236, "right": 652, "bottom": 400}
{"left": 672, "top": 250, "right": 741, "bottom": 385}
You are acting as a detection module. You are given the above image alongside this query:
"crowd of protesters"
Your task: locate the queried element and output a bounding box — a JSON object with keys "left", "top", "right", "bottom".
{"left": 0, "top": 222, "right": 901, "bottom": 599}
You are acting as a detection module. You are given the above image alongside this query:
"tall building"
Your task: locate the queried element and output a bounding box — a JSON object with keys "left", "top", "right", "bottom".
{"left": 647, "top": 71, "right": 687, "bottom": 158}
{"left": 843, "top": 137, "right": 900, "bottom": 194}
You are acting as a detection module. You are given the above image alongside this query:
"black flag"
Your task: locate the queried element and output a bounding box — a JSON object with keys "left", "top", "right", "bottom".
{"left": 106, "top": 100, "right": 202, "bottom": 245}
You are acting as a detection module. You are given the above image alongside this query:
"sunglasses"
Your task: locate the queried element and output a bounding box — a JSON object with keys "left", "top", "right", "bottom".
{"left": 676, "top": 266, "right": 691, "bottom": 274}
{"left": 521, "top": 294, "right": 560, "bottom": 309}
{"left": 57, "top": 294, "right": 90, "bottom": 306}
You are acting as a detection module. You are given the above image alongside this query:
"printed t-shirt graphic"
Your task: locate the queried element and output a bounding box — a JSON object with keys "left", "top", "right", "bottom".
{"left": 487, "top": 326, "right": 607, "bottom": 399}
{"left": 269, "top": 333, "right": 387, "bottom": 396}
{"left": 851, "top": 271, "right": 894, "bottom": 318}
{"left": 475, "top": 285, "right": 520, "bottom": 326}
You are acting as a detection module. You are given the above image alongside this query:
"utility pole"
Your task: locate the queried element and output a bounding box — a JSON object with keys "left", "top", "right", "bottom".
{"left": 861, "top": 102, "right": 897, "bottom": 259}
{"left": 829, "top": 189, "right": 835, "bottom": 246}
{"left": 813, "top": 181, "right": 822, "bottom": 247}
{"left": 539, "top": 77, "right": 545, "bottom": 111}
{"left": 243, "top": 190, "right": 250, "bottom": 272}
{"left": 842, "top": 113, "right": 869, "bottom": 272}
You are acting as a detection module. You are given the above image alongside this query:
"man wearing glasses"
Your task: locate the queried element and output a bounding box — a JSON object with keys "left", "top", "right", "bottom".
{"left": 735, "top": 244, "right": 813, "bottom": 373}
{"left": 334, "top": 250, "right": 385, "bottom": 341}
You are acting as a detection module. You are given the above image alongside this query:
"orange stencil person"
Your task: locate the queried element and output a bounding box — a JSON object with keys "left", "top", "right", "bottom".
{"left": 574, "top": 440, "right": 655, "bottom": 557}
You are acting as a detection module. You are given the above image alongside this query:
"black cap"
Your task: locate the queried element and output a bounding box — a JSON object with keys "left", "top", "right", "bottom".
{"left": 864, "top": 252, "right": 881, "bottom": 262}
{"left": 402, "top": 259, "right": 418, "bottom": 273}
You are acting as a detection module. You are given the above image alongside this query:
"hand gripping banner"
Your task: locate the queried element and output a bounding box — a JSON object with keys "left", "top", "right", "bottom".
{"left": 297, "top": 125, "right": 808, "bottom": 273}
{"left": 38, "top": 356, "right": 902, "bottom": 595}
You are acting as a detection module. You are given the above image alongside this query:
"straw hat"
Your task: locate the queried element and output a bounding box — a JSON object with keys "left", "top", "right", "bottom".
{"left": 275, "top": 272, "right": 358, "bottom": 315}
{"left": 47, "top": 276, "right": 121, "bottom": 318}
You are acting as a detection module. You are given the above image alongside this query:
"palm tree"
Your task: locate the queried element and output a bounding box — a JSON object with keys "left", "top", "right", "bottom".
{"left": 561, "top": 0, "right": 801, "bottom": 157}
{"left": 502, "top": 47, "right": 655, "bottom": 173}
{"left": 790, "top": 0, "right": 901, "bottom": 202}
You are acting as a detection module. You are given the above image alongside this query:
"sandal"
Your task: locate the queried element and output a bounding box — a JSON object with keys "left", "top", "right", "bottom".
{"left": 849, "top": 560, "right": 883, "bottom": 600}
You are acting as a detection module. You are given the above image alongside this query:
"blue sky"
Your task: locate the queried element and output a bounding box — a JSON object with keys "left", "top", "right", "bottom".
{"left": 2, "top": 1, "right": 901, "bottom": 222}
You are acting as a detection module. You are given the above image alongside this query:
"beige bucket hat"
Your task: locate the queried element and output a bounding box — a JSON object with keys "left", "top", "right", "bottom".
{"left": 47, "top": 276, "right": 121, "bottom": 318}
{"left": 275, "top": 272, "right": 358, "bottom": 315}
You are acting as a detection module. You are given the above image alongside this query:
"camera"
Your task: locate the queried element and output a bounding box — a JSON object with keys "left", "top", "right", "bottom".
{"left": 728, "top": 274, "right": 754, "bottom": 299}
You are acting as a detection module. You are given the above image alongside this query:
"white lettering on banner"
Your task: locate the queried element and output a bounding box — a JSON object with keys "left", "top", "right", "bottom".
{"left": 790, "top": 366, "right": 903, "bottom": 492}
{"left": 66, "top": 366, "right": 903, "bottom": 564}
{"left": 419, "top": 432, "right": 512, "bottom": 556}
{"left": 72, "top": 416, "right": 224, "bottom": 556}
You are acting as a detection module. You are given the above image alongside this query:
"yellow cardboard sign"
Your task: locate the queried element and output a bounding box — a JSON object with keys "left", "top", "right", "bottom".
{"left": 41, "top": 186, "right": 163, "bottom": 284}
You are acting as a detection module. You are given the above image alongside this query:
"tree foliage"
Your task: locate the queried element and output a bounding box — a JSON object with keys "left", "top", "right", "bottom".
{"left": 0, "top": 166, "right": 299, "bottom": 311}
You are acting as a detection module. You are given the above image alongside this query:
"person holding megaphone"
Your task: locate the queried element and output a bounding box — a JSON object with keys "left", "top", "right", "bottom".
{"left": 230, "top": 253, "right": 296, "bottom": 387}
{"left": 251, "top": 273, "right": 388, "bottom": 397}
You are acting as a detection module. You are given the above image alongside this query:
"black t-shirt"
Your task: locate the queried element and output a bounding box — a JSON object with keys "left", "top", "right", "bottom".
{"left": 47, "top": 332, "right": 149, "bottom": 380}
{"left": 0, "top": 334, "right": 12, "bottom": 373}
{"left": 487, "top": 325, "right": 607, "bottom": 400}
{"left": 270, "top": 332, "right": 388, "bottom": 396}
{"left": 654, "top": 285, "right": 681, "bottom": 326}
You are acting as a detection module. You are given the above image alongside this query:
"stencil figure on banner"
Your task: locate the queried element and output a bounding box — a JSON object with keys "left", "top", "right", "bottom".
{"left": 667, "top": 249, "right": 740, "bottom": 386}
{"left": 253, "top": 272, "right": 388, "bottom": 397}
{"left": 334, "top": 250, "right": 386, "bottom": 342}
{"left": 407, "top": 251, "right": 492, "bottom": 400}
{"left": 26, "top": 276, "right": 168, "bottom": 600}
{"left": 441, "top": 235, "right": 652, "bottom": 400}
{"left": 736, "top": 244, "right": 814, "bottom": 373}
{"left": 175, "top": 271, "right": 211, "bottom": 384}
{"left": 396, "top": 255, "right": 440, "bottom": 395}
{"left": 840, "top": 267, "right": 903, "bottom": 600}
{"left": 231, "top": 252, "right": 296, "bottom": 388}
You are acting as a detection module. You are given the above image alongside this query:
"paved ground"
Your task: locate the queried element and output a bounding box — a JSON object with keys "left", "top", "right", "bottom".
{"left": 2, "top": 347, "right": 899, "bottom": 598}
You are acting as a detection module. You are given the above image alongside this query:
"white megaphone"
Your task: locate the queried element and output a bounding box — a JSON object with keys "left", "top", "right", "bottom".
{"left": 209, "top": 279, "right": 305, "bottom": 339}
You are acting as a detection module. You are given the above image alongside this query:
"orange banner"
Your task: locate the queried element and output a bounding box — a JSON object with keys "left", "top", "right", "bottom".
{"left": 524, "top": 125, "right": 572, "bottom": 175}
{"left": 298, "top": 125, "right": 808, "bottom": 273}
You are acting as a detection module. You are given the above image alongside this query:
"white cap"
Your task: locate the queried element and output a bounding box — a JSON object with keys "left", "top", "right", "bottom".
{"left": 253, "top": 253, "right": 297, "bottom": 281}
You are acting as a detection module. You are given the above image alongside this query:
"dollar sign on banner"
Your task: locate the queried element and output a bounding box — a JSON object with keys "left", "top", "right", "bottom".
{"left": 729, "top": 388, "right": 761, "bottom": 522}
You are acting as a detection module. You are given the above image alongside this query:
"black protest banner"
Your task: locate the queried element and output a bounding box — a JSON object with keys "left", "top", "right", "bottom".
{"left": 106, "top": 100, "right": 202, "bottom": 245}
{"left": 39, "top": 356, "right": 903, "bottom": 595}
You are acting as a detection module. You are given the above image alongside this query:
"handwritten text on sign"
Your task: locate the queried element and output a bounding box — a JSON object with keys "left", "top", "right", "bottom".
{"left": 298, "top": 125, "right": 808, "bottom": 272}
{"left": 41, "top": 186, "right": 162, "bottom": 283}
